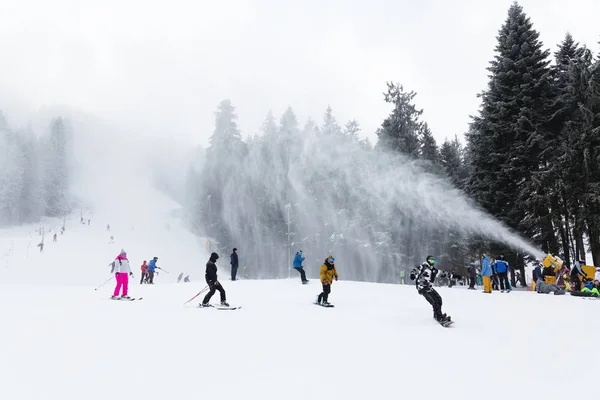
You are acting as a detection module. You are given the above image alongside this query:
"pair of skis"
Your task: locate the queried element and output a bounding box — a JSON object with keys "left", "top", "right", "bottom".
{"left": 198, "top": 304, "right": 242, "bottom": 310}
{"left": 110, "top": 296, "right": 143, "bottom": 301}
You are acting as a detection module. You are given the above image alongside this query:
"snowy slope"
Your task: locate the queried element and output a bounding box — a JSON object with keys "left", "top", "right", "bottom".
{"left": 0, "top": 278, "right": 598, "bottom": 400}
{"left": 0, "top": 194, "right": 210, "bottom": 286}
{"left": 1, "top": 200, "right": 598, "bottom": 400}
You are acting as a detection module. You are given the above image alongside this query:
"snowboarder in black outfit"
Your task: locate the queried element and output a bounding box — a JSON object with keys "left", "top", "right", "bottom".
{"left": 230, "top": 248, "right": 239, "bottom": 281}
{"left": 201, "top": 252, "right": 229, "bottom": 307}
{"left": 410, "top": 255, "right": 451, "bottom": 324}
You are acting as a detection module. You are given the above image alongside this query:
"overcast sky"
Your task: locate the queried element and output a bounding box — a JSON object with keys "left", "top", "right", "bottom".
{"left": 1, "top": 0, "right": 598, "bottom": 147}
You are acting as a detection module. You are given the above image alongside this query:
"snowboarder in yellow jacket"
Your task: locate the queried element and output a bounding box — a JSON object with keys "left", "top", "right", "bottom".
{"left": 316, "top": 255, "right": 338, "bottom": 306}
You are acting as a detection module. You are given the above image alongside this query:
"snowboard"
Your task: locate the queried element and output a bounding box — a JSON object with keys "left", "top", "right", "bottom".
{"left": 314, "top": 302, "right": 335, "bottom": 308}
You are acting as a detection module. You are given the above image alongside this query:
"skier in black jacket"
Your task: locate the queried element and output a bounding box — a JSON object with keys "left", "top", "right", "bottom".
{"left": 410, "top": 255, "right": 451, "bottom": 323}
{"left": 201, "top": 252, "right": 229, "bottom": 307}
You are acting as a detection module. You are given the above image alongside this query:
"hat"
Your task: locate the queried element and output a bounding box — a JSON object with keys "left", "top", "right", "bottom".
{"left": 233, "top": 248, "right": 237, "bottom": 252}
{"left": 210, "top": 252, "right": 219, "bottom": 262}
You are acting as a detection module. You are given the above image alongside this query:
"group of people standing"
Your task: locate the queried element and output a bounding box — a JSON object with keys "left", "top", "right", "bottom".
{"left": 477, "top": 254, "right": 512, "bottom": 293}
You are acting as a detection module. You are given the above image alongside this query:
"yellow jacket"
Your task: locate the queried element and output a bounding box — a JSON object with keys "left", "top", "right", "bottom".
{"left": 320, "top": 263, "right": 338, "bottom": 284}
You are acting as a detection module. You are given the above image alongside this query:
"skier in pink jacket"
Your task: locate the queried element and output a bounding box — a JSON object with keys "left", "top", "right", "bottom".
{"left": 111, "top": 249, "right": 133, "bottom": 299}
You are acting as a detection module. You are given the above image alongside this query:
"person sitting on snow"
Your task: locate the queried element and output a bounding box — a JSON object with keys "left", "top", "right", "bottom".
{"left": 535, "top": 278, "right": 564, "bottom": 295}
{"left": 581, "top": 280, "right": 600, "bottom": 297}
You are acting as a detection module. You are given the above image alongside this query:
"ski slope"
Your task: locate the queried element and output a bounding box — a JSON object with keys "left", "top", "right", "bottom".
{"left": 1, "top": 208, "right": 598, "bottom": 400}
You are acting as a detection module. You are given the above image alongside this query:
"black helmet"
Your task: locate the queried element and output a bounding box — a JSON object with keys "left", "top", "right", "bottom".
{"left": 426, "top": 255, "right": 436, "bottom": 265}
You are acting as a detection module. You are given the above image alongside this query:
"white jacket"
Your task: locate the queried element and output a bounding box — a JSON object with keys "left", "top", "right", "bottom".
{"left": 111, "top": 258, "right": 131, "bottom": 274}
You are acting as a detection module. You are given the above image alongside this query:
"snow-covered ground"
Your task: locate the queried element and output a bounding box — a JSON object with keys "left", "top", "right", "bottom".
{"left": 1, "top": 201, "right": 598, "bottom": 400}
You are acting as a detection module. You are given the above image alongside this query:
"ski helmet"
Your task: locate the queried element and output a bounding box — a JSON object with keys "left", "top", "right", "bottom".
{"left": 426, "top": 255, "right": 436, "bottom": 265}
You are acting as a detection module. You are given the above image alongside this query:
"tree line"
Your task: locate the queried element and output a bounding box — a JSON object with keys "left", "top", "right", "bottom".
{"left": 185, "top": 2, "right": 600, "bottom": 280}
{"left": 0, "top": 112, "right": 72, "bottom": 227}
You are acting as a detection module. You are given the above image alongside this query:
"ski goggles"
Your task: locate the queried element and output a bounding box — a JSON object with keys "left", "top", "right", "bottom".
{"left": 328, "top": 258, "right": 335, "bottom": 263}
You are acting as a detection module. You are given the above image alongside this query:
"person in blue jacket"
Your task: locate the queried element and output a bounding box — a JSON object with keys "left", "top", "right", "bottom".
{"left": 481, "top": 254, "right": 492, "bottom": 293}
{"left": 493, "top": 254, "right": 511, "bottom": 292}
{"left": 147, "top": 257, "right": 158, "bottom": 284}
{"left": 293, "top": 250, "right": 309, "bottom": 284}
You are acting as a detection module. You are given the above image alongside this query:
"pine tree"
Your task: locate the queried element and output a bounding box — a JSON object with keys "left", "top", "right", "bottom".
{"left": 321, "top": 105, "right": 342, "bottom": 136}
{"left": 279, "top": 107, "right": 300, "bottom": 137}
{"left": 344, "top": 120, "right": 361, "bottom": 142}
{"left": 42, "top": 117, "right": 71, "bottom": 217}
{"left": 440, "top": 136, "right": 464, "bottom": 188}
{"left": 17, "top": 128, "right": 44, "bottom": 223}
{"left": 260, "top": 110, "right": 277, "bottom": 136}
{"left": 466, "top": 2, "right": 552, "bottom": 251}
{"left": 419, "top": 123, "right": 439, "bottom": 163}
{"left": 375, "top": 82, "right": 423, "bottom": 157}
{"left": 546, "top": 34, "right": 590, "bottom": 265}
{"left": 0, "top": 115, "right": 25, "bottom": 226}
{"left": 199, "top": 100, "right": 246, "bottom": 240}
{"left": 580, "top": 53, "right": 600, "bottom": 266}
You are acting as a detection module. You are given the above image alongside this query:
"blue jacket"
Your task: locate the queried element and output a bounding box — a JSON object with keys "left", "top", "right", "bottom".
{"left": 493, "top": 260, "right": 509, "bottom": 274}
{"left": 293, "top": 252, "right": 305, "bottom": 268}
{"left": 481, "top": 257, "right": 492, "bottom": 277}
{"left": 148, "top": 259, "right": 157, "bottom": 272}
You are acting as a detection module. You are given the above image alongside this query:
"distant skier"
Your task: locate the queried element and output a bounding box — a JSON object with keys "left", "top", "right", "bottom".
{"left": 493, "top": 254, "right": 511, "bottom": 293}
{"left": 293, "top": 250, "right": 309, "bottom": 284}
{"left": 201, "top": 252, "right": 228, "bottom": 307}
{"left": 111, "top": 249, "right": 133, "bottom": 299}
{"left": 409, "top": 255, "right": 451, "bottom": 324}
{"left": 53, "top": 233, "right": 57, "bottom": 242}
{"left": 177, "top": 272, "right": 183, "bottom": 283}
{"left": 184, "top": 275, "right": 190, "bottom": 283}
{"left": 140, "top": 260, "right": 149, "bottom": 284}
{"left": 230, "top": 248, "right": 239, "bottom": 281}
{"left": 147, "top": 257, "right": 158, "bottom": 284}
{"left": 316, "top": 255, "right": 338, "bottom": 306}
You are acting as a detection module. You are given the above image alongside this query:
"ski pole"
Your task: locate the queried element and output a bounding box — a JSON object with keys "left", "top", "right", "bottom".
{"left": 158, "top": 267, "right": 170, "bottom": 273}
{"left": 184, "top": 285, "right": 209, "bottom": 304}
{"left": 94, "top": 276, "right": 114, "bottom": 291}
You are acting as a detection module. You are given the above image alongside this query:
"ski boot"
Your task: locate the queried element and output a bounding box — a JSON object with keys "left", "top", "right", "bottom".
{"left": 121, "top": 295, "right": 131, "bottom": 300}
{"left": 110, "top": 295, "right": 119, "bottom": 300}
{"left": 199, "top": 303, "right": 213, "bottom": 308}
{"left": 221, "top": 301, "right": 230, "bottom": 307}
